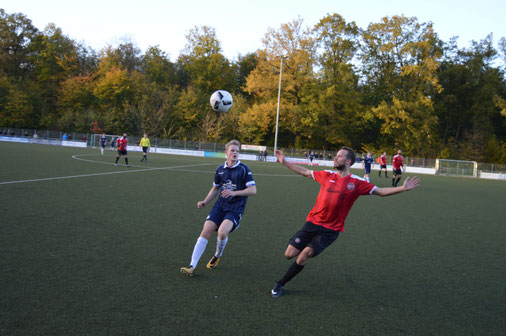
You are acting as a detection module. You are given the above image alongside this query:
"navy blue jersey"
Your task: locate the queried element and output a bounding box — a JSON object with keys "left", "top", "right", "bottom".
{"left": 100, "top": 136, "right": 107, "bottom": 146}
{"left": 364, "top": 156, "right": 374, "bottom": 169}
{"left": 213, "top": 161, "right": 255, "bottom": 213}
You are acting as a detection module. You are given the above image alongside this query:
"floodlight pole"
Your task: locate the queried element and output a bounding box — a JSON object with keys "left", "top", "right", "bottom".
{"left": 274, "top": 57, "right": 283, "bottom": 154}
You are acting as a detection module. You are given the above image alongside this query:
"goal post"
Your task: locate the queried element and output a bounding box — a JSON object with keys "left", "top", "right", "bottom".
{"left": 435, "top": 159, "right": 478, "bottom": 178}
{"left": 90, "top": 134, "right": 121, "bottom": 148}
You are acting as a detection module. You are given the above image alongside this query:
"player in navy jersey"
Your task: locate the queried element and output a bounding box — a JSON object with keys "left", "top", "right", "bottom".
{"left": 100, "top": 133, "right": 107, "bottom": 155}
{"left": 362, "top": 152, "right": 374, "bottom": 182}
{"left": 181, "top": 140, "right": 257, "bottom": 276}
{"left": 270, "top": 146, "right": 420, "bottom": 297}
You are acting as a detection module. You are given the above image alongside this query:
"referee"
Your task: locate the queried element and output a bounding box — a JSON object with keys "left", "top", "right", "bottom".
{"left": 139, "top": 133, "right": 151, "bottom": 162}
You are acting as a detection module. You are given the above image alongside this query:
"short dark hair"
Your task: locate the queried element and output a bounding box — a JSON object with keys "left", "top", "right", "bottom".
{"left": 340, "top": 146, "right": 356, "bottom": 166}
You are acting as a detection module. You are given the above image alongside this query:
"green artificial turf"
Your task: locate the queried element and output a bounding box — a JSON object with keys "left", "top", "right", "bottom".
{"left": 0, "top": 142, "right": 504, "bottom": 335}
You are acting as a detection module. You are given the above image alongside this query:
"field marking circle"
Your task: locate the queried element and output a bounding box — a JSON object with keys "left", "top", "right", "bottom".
{"left": 71, "top": 154, "right": 300, "bottom": 177}
{"left": 0, "top": 154, "right": 303, "bottom": 185}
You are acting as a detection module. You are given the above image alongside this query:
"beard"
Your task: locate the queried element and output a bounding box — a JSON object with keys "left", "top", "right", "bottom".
{"left": 334, "top": 163, "right": 346, "bottom": 171}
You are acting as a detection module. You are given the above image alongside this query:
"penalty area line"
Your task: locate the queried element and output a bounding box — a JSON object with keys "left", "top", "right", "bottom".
{"left": 0, "top": 163, "right": 213, "bottom": 185}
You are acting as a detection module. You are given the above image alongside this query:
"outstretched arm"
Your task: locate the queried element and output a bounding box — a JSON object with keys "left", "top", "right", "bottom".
{"left": 275, "top": 150, "right": 312, "bottom": 178}
{"left": 372, "top": 176, "right": 420, "bottom": 197}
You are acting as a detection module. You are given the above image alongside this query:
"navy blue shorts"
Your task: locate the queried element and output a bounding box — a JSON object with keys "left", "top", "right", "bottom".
{"left": 142, "top": 146, "right": 148, "bottom": 153}
{"left": 289, "top": 221, "right": 339, "bottom": 257}
{"left": 206, "top": 206, "right": 242, "bottom": 232}
{"left": 365, "top": 166, "right": 371, "bottom": 174}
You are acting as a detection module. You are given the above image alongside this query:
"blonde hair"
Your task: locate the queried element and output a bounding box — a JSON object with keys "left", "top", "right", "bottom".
{"left": 225, "top": 139, "right": 241, "bottom": 151}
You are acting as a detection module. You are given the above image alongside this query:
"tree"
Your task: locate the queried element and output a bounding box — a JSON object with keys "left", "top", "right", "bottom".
{"left": 434, "top": 35, "right": 506, "bottom": 161}
{"left": 311, "top": 13, "right": 366, "bottom": 149}
{"left": 31, "top": 23, "right": 81, "bottom": 128}
{"left": 99, "top": 40, "right": 142, "bottom": 73}
{"left": 179, "top": 26, "right": 235, "bottom": 93}
{"left": 175, "top": 26, "right": 237, "bottom": 141}
{"left": 142, "top": 46, "right": 176, "bottom": 88}
{"left": 0, "top": 9, "right": 38, "bottom": 79}
{"left": 360, "top": 15, "right": 443, "bottom": 155}
{"left": 244, "top": 17, "right": 316, "bottom": 146}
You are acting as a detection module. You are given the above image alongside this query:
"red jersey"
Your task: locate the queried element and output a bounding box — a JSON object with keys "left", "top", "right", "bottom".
{"left": 380, "top": 155, "right": 387, "bottom": 165}
{"left": 307, "top": 171, "right": 376, "bottom": 232}
{"left": 392, "top": 155, "right": 404, "bottom": 169}
{"left": 118, "top": 137, "right": 128, "bottom": 151}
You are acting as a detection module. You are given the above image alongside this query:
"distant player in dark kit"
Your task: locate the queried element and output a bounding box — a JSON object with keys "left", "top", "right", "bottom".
{"left": 180, "top": 140, "right": 257, "bottom": 277}
{"left": 139, "top": 133, "right": 151, "bottom": 162}
{"left": 379, "top": 152, "right": 388, "bottom": 178}
{"left": 309, "top": 152, "right": 315, "bottom": 166}
{"left": 392, "top": 150, "right": 404, "bottom": 187}
{"left": 270, "top": 147, "right": 420, "bottom": 297}
{"left": 110, "top": 137, "right": 116, "bottom": 151}
{"left": 114, "top": 133, "right": 129, "bottom": 167}
{"left": 100, "top": 133, "right": 107, "bottom": 155}
{"left": 362, "top": 152, "right": 374, "bottom": 182}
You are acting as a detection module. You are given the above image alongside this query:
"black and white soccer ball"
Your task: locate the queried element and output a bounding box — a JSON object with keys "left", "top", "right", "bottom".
{"left": 210, "top": 90, "right": 233, "bottom": 112}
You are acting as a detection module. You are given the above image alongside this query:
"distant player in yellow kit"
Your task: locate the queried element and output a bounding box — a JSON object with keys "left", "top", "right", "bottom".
{"left": 139, "top": 133, "right": 151, "bottom": 162}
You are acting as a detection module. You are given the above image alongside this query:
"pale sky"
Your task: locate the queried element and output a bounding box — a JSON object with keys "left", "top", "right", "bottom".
{"left": 3, "top": 0, "right": 505, "bottom": 60}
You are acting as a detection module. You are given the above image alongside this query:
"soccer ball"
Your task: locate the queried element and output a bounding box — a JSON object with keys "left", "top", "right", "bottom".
{"left": 210, "top": 90, "right": 233, "bottom": 112}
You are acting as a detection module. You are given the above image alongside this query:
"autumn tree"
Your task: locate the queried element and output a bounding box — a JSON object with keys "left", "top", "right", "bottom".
{"left": 176, "top": 26, "right": 237, "bottom": 141}
{"left": 244, "top": 17, "right": 316, "bottom": 146}
{"left": 0, "top": 9, "right": 39, "bottom": 127}
{"left": 31, "top": 23, "right": 82, "bottom": 127}
{"left": 311, "top": 13, "right": 365, "bottom": 149}
{"left": 361, "top": 15, "right": 443, "bottom": 155}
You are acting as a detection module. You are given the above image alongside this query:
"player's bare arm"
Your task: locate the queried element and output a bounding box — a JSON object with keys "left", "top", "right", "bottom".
{"left": 221, "top": 185, "right": 257, "bottom": 198}
{"left": 372, "top": 176, "right": 420, "bottom": 197}
{"left": 275, "top": 150, "right": 312, "bottom": 178}
{"left": 197, "top": 186, "right": 220, "bottom": 208}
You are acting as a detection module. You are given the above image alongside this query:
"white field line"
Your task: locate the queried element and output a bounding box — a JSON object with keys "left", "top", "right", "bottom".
{"left": 72, "top": 154, "right": 298, "bottom": 177}
{"left": 0, "top": 157, "right": 213, "bottom": 185}
{"left": 0, "top": 154, "right": 300, "bottom": 186}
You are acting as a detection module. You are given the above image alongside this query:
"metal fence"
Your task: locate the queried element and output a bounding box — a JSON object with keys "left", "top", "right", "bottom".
{"left": 1, "top": 127, "right": 504, "bottom": 174}
{"left": 0, "top": 128, "right": 89, "bottom": 143}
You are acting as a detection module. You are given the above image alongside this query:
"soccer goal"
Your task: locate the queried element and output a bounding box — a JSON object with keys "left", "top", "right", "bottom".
{"left": 435, "top": 159, "right": 478, "bottom": 178}
{"left": 90, "top": 134, "right": 121, "bottom": 149}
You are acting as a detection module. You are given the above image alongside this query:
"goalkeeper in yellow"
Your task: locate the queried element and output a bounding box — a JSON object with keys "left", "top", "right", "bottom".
{"left": 139, "top": 133, "right": 151, "bottom": 162}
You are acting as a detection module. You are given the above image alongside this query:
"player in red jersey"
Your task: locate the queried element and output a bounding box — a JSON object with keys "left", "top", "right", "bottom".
{"left": 392, "top": 149, "right": 404, "bottom": 187}
{"left": 379, "top": 152, "right": 388, "bottom": 178}
{"left": 270, "top": 146, "right": 420, "bottom": 297}
{"left": 114, "top": 133, "right": 129, "bottom": 167}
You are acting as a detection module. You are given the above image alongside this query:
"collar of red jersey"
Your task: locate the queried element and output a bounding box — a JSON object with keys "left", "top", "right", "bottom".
{"left": 327, "top": 171, "right": 353, "bottom": 178}
{"left": 224, "top": 160, "right": 241, "bottom": 168}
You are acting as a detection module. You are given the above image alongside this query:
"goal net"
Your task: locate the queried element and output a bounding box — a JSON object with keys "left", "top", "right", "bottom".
{"left": 435, "top": 159, "right": 478, "bottom": 178}
{"left": 90, "top": 134, "right": 121, "bottom": 149}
